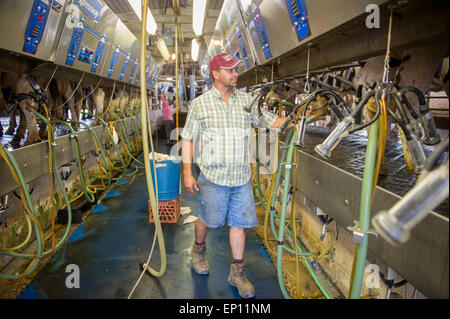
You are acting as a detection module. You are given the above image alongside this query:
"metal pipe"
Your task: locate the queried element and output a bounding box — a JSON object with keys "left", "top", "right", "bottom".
{"left": 372, "top": 160, "right": 449, "bottom": 245}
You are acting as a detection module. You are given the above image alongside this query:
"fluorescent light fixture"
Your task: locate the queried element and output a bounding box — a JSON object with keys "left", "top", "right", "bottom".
{"left": 191, "top": 38, "right": 199, "bottom": 61}
{"left": 238, "top": 0, "right": 252, "bottom": 12}
{"left": 156, "top": 36, "right": 170, "bottom": 60}
{"left": 128, "top": 0, "right": 157, "bottom": 35}
{"left": 212, "top": 39, "right": 223, "bottom": 47}
{"left": 193, "top": 0, "right": 207, "bottom": 36}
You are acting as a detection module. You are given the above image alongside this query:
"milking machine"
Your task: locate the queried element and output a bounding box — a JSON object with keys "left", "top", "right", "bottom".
{"left": 372, "top": 138, "right": 449, "bottom": 245}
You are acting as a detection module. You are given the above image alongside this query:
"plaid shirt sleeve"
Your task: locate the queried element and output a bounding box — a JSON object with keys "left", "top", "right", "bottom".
{"left": 181, "top": 100, "right": 199, "bottom": 140}
{"left": 247, "top": 93, "right": 278, "bottom": 129}
{"left": 259, "top": 108, "right": 278, "bottom": 129}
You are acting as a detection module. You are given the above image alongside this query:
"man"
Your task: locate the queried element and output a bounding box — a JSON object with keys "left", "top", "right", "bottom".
{"left": 181, "top": 53, "right": 288, "bottom": 299}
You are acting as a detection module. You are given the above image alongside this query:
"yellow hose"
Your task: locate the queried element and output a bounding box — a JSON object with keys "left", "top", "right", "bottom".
{"left": 139, "top": 0, "right": 166, "bottom": 277}
{"left": 291, "top": 150, "right": 301, "bottom": 299}
{"left": 371, "top": 96, "right": 388, "bottom": 199}
{"left": 41, "top": 103, "right": 56, "bottom": 253}
{"left": 0, "top": 148, "right": 45, "bottom": 253}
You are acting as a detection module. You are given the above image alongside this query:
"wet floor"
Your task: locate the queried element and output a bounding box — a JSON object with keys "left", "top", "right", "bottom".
{"left": 16, "top": 142, "right": 284, "bottom": 299}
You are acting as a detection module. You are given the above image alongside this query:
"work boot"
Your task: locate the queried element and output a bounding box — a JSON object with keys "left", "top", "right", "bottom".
{"left": 228, "top": 261, "right": 255, "bottom": 298}
{"left": 190, "top": 242, "right": 209, "bottom": 274}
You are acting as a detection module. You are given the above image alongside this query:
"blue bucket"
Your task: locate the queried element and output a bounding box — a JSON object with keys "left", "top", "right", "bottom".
{"left": 150, "top": 156, "right": 181, "bottom": 201}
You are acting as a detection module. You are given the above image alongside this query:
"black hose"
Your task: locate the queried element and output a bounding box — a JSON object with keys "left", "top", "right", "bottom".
{"left": 318, "top": 90, "right": 351, "bottom": 118}
{"left": 388, "top": 93, "right": 413, "bottom": 140}
{"left": 330, "top": 73, "right": 356, "bottom": 91}
{"left": 354, "top": 84, "right": 365, "bottom": 124}
{"left": 324, "top": 99, "right": 345, "bottom": 121}
{"left": 278, "top": 96, "right": 315, "bottom": 133}
{"left": 400, "top": 87, "right": 424, "bottom": 120}
{"left": 351, "top": 89, "right": 375, "bottom": 117}
{"left": 311, "top": 77, "right": 340, "bottom": 91}
{"left": 348, "top": 89, "right": 380, "bottom": 134}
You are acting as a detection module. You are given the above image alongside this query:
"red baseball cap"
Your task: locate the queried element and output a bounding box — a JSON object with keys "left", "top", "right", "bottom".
{"left": 208, "top": 53, "right": 241, "bottom": 75}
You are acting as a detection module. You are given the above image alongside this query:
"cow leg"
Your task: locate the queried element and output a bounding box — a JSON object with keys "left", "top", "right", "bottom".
{"left": 10, "top": 108, "right": 26, "bottom": 148}
{"left": 21, "top": 100, "right": 41, "bottom": 146}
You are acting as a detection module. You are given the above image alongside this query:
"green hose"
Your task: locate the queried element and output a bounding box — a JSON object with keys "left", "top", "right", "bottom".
{"left": 265, "top": 115, "right": 331, "bottom": 299}
{"left": 1, "top": 112, "right": 73, "bottom": 262}
{"left": 87, "top": 111, "right": 127, "bottom": 172}
{"left": 277, "top": 125, "right": 298, "bottom": 298}
{"left": 51, "top": 120, "right": 95, "bottom": 204}
{"left": 0, "top": 144, "right": 42, "bottom": 278}
{"left": 67, "top": 119, "right": 112, "bottom": 186}
{"left": 349, "top": 119, "right": 379, "bottom": 299}
{"left": 111, "top": 111, "right": 135, "bottom": 154}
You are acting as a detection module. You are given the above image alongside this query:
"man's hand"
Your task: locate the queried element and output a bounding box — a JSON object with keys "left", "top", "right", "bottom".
{"left": 184, "top": 174, "right": 199, "bottom": 195}
{"left": 271, "top": 117, "right": 295, "bottom": 130}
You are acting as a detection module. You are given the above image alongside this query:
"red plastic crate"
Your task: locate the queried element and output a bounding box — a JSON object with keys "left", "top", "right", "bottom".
{"left": 149, "top": 196, "right": 180, "bottom": 224}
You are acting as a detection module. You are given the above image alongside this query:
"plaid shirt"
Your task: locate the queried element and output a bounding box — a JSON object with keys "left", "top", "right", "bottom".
{"left": 181, "top": 87, "right": 278, "bottom": 186}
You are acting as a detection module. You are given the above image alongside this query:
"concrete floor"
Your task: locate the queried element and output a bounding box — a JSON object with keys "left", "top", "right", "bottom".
{"left": 17, "top": 141, "right": 284, "bottom": 299}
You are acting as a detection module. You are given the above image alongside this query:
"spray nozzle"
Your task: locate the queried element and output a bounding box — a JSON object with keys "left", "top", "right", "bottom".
{"left": 314, "top": 115, "right": 353, "bottom": 159}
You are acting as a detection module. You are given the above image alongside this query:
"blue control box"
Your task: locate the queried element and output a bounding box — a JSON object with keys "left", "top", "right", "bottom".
{"left": 78, "top": 45, "right": 94, "bottom": 64}
{"left": 252, "top": 7, "right": 271, "bottom": 59}
{"left": 24, "top": 0, "right": 50, "bottom": 54}
{"left": 120, "top": 56, "right": 130, "bottom": 80}
{"left": 66, "top": 24, "right": 84, "bottom": 66}
{"left": 91, "top": 37, "right": 106, "bottom": 72}
{"left": 285, "top": 0, "right": 311, "bottom": 40}
{"left": 108, "top": 47, "right": 120, "bottom": 77}
{"left": 129, "top": 61, "right": 138, "bottom": 83}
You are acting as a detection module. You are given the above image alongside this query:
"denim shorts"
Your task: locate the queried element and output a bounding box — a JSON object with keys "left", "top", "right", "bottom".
{"left": 197, "top": 172, "right": 257, "bottom": 229}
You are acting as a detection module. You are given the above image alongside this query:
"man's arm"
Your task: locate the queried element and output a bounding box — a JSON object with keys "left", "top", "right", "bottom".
{"left": 271, "top": 117, "right": 286, "bottom": 129}
{"left": 271, "top": 117, "right": 295, "bottom": 129}
{"left": 182, "top": 139, "right": 199, "bottom": 195}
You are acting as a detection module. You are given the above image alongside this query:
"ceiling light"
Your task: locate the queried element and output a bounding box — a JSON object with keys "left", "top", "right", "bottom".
{"left": 193, "top": 0, "right": 207, "bottom": 37}
{"left": 171, "top": 53, "right": 176, "bottom": 60}
{"left": 156, "top": 37, "right": 170, "bottom": 60}
{"left": 191, "top": 38, "right": 199, "bottom": 62}
{"left": 127, "top": 0, "right": 157, "bottom": 35}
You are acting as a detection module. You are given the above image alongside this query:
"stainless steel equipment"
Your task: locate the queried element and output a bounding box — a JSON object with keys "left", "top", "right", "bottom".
{"left": 201, "top": 0, "right": 391, "bottom": 76}
{"left": 0, "top": 0, "right": 69, "bottom": 63}
{"left": 216, "top": 0, "right": 256, "bottom": 73}
{"left": 0, "top": 0, "right": 156, "bottom": 87}
{"left": 101, "top": 19, "right": 140, "bottom": 83}
{"left": 53, "top": 0, "right": 119, "bottom": 78}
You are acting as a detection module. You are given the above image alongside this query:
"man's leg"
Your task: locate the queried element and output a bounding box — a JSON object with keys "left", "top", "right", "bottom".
{"left": 191, "top": 218, "right": 210, "bottom": 275}
{"left": 195, "top": 218, "right": 210, "bottom": 245}
{"left": 226, "top": 181, "right": 257, "bottom": 298}
{"left": 228, "top": 227, "right": 255, "bottom": 298}
{"left": 229, "top": 227, "right": 245, "bottom": 260}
